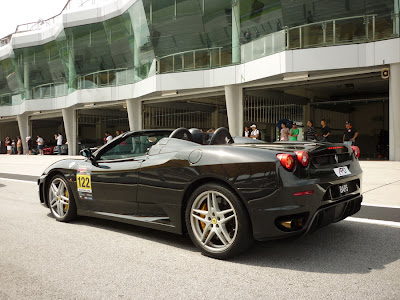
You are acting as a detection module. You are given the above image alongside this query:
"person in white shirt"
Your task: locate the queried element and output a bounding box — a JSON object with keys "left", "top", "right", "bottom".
{"left": 250, "top": 124, "right": 259, "bottom": 140}
{"left": 243, "top": 127, "right": 250, "bottom": 137}
{"left": 55, "top": 133, "right": 63, "bottom": 155}
{"left": 36, "top": 135, "right": 44, "bottom": 155}
{"left": 105, "top": 132, "right": 113, "bottom": 143}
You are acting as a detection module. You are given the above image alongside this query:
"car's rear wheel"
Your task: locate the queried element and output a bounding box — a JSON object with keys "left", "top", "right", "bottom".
{"left": 48, "top": 175, "right": 77, "bottom": 222}
{"left": 185, "top": 184, "right": 253, "bottom": 259}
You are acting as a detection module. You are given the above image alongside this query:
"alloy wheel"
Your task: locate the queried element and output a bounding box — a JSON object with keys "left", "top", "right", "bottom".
{"left": 190, "top": 190, "right": 238, "bottom": 253}
{"left": 49, "top": 177, "right": 70, "bottom": 218}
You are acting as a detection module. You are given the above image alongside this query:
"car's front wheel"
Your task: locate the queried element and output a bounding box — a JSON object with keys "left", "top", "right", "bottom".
{"left": 185, "top": 184, "right": 253, "bottom": 259}
{"left": 48, "top": 175, "right": 77, "bottom": 222}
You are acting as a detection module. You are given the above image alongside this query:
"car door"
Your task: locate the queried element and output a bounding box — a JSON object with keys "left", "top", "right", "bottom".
{"left": 82, "top": 133, "right": 147, "bottom": 215}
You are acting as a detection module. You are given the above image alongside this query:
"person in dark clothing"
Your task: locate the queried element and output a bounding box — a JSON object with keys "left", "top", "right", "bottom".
{"left": 320, "top": 119, "right": 331, "bottom": 142}
{"left": 26, "top": 136, "right": 33, "bottom": 155}
{"left": 343, "top": 121, "right": 359, "bottom": 146}
{"left": 306, "top": 120, "right": 317, "bottom": 141}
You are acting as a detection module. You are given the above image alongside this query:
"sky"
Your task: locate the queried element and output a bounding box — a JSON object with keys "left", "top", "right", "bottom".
{"left": 0, "top": 0, "right": 67, "bottom": 39}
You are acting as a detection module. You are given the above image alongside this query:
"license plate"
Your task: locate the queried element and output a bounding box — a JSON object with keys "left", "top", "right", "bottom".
{"left": 339, "top": 183, "right": 349, "bottom": 195}
{"left": 334, "top": 166, "right": 351, "bottom": 177}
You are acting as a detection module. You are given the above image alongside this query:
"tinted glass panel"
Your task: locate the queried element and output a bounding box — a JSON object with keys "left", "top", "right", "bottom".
{"left": 99, "top": 133, "right": 169, "bottom": 160}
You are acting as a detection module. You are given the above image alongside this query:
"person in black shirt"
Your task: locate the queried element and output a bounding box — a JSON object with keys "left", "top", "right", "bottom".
{"left": 343, "top": 121, "right": 359, "bottom": 146}
{"left": 320, "top": 119, "right": 331, "bottom": 142}
{"left": 306, "top": 120, "right": 317, "bottom": 141}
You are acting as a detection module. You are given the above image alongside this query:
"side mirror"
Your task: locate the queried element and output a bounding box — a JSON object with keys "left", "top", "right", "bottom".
{"left": 80, "top": 148, "right": 92, "bottom": 158}
{"left": 80, "top": 148, "right": 97, "bottom": 165}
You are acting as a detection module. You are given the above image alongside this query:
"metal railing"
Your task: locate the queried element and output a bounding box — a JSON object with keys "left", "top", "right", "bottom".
{"left": 241, "top": 30, "right": 286, "bottom": 63}
{"left": 0, "top": 93, "right": 24, "bottom": 107}
{"left": 244, "top": 95, "right": 303, "bottom": 125}
{"left": 143, "top": 105, "right": 214, "bottom": 129}
{"left": 286, "top": 14, "right": 379, "bottom": 50}
{"left": 77, "top": 68, "right": 128, "bottom": 89}
{"left": 31, "top": 82, "right": 68, "bottom": 99}
{"left": 156, "top": 47, "right": 223, "bottom": 74}
{"left": 240, "top": 13, "right": 398, "bottom": 64}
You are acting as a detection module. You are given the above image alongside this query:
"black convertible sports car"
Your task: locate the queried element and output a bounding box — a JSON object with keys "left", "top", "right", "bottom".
{"left": 38, "top": 127, "right": 362, "bottom": 259}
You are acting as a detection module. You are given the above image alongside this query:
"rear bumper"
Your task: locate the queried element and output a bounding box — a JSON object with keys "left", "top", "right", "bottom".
{"left": 247, "top": 173, "right": 363, "bottom": 241}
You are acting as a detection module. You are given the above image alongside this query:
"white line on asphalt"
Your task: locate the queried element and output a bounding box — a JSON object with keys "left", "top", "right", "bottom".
{"left": 362, "top": 203, "right": 400, "bottom": 209}
{"left": 0, "top": 178, "right": 37, "bottom": 184}
{"left": 345, "top": 217, "right": 400, "bottom": 228}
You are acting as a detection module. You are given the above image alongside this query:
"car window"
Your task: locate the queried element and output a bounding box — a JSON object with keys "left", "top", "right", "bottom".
{"left": 98, "top": 133, "right": 169, "bottom": 161}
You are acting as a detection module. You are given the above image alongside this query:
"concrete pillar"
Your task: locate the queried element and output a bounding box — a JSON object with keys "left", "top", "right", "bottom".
{"left": 96, "top": 119, "right": 104, "bottom": 141}
{"left": 389, "top": 63, "right": 400, "bottom": 161}
{"left": 68, "top": 35, "right": 77, "bottom": 93}
{"left": 211, "top": 109, "right": 219, "bottom": 128}
{"left": 395, "top": 0, "right": 400, "bottom": 36}
{"left": 23, "top": 51, "right": 31, "bottom": 100}
{"left": 225, "top": 85, "right": 243, "bottom": 137}
{"left": 232, "top": 0, "right": 241, "bottom": 64}
{"left": 62, "top": 107, "right": 77, "bottom": 155}
{"left": 17, "top": 113, "right": 29, "bottom": 154}
{"left": 303, "top": 104, "right": 309, "bottom": 124}
{"left": 126, "top": 99, "right": 142, "bottom": 131}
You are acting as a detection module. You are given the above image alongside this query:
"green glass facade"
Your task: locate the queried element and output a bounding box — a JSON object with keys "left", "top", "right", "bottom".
{"left": 0, "top": 0, "right": 397, "bottom": 106}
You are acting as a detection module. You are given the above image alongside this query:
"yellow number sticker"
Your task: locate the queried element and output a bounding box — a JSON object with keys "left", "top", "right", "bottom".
{"left": 77, "top": 174, "right": 92, "bottom": 192}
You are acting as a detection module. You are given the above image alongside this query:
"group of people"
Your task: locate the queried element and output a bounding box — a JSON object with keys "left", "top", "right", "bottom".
{"left": 4, "top": 136, "right": 23, "bottom": 155}
{"left": 243, "top": 119, "right": 359, "bottom": 145}
{"left": 243, "top": 125, "right": 261, "bottom": 140}
{"left": 305, "top": 119, "right": 358, "bottom": 146}
{"left": 3, "top": 133, "right": 64, "bottom": 155}
{"left": 104, "top": 130, "right": 127, "bottom": 144}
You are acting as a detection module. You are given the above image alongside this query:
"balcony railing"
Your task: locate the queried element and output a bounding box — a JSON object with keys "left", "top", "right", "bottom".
{"left": 77, "top": 68, "right": 131, "bottom": 89}
{"left": 31, "top": 82, "right": 68, "bottom": 99}
{"left": 242, "top": 13, "right": 397, "bottom": 64}
{"left": 156, "top": 47, "right": 224, "bottom": 74}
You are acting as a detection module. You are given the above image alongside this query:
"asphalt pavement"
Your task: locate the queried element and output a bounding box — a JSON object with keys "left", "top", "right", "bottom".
{"left": 0, "top": 156, "right": 399, "bottom": 299}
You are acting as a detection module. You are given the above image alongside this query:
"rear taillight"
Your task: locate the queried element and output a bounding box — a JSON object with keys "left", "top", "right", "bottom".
{"left": 294, "top": 151, "right": 309, "bottom": 167}
{"left": 351, "top": 146, "right": 360, "bottom": 158}
{"left": 277, "top": 154, "right": 295, "bottom": 171}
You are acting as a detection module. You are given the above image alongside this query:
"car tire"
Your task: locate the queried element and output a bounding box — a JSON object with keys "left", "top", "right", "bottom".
{"left": 185, "top": 183, "right": 253, "bottom": 259}
{"left": 47, "top": 174, "right": 77, "bottom": 222}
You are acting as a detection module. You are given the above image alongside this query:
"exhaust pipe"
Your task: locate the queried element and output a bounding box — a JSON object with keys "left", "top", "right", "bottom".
{"left": 280, "top": 217, "right": 305, "bottom": 230}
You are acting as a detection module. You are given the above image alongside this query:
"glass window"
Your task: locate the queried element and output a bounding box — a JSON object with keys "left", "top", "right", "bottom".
{"left": 99, "top": 133, "right": 169, "bottom": 160}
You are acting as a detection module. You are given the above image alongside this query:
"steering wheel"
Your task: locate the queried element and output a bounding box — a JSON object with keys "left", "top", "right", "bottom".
{"left": 169, "top": 128, "right": 193, "bottom": 141}
{"left": 209, "top": 127, "right": 234, "bottom": 145}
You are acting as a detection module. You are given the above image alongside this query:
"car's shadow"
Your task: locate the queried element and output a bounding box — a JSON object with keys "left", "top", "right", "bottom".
{"left": 48, "top": 213, "right": 196, "bottom": 252}
{"left": 236, "top": 221, "right": 400, "bottom": 274}
{"left": 52, "top": 213, "right": 400, "bottom": 274}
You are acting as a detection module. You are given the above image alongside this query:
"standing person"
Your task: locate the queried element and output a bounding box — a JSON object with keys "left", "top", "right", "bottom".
{"left": 343, "top": 121, "right": 359, "bottom": 146}
{"left": 280, "top": 123, "right": 290, "bottom": 141}
{"left": 36, "top": 135, "right": 44, "bottom": 155}
{"left": 16, "top": 136, "right": 22, "bottom": 155}
{"left": 26, "top": 136, "right": 33, "bottom": 155}
{"left": 105, "top": 132, "right": 113, "bottom": 143}
{"left": 55, "top": 132, "right": 63, "bottom": 155}
{"left": 306, "top": 120, "right": 318, "bottom": 141}
{"left": 11, "top": 139, "right": 16, "bottom": 154}
{"left": 5, "top": 136, "right": 11, "bottom": 155}
{"left": 250, "top": 124, "right": 259, "bottom": 140}
{"left": 243, "top": 127, "right": 250, "bottom": 137}
{"left": 289, "top": 122, "right": 299, "bottom": 141}
{"left": 320, "top": 119, "right": 331, "bottom": 142}
{"left": 115, "top": 130, "right": 120, "bottom": 137}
